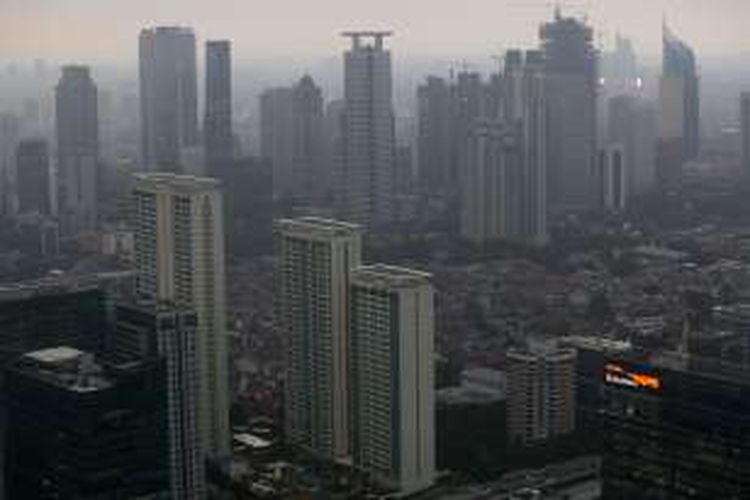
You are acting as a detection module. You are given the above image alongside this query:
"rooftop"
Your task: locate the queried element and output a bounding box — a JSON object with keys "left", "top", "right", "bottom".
{"left": 16, "top": 347, "right": 113, "bottom": 393}
{"left": 133, "top": 172, "right": 220, "bottom": 193}
{"left": 274, "top": 216, "right": 361, "bottom": 239}
{"left": 351, "top": 264, "right": 432, "bottom": 290}
{"left": 0, "top": 270, "right": 134, "bottom": 302}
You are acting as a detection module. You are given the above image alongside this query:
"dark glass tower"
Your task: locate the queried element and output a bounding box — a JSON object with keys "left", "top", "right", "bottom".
{"left": 662, "top": 25, "right": 700, "bottom": 160}
{"left": 4, "top": 348, "right": 170, "bottom": 499}
{"left": 204, "top": 40, "right": 233, "bottom": 170}
{"left": 15, "top": 138, "right": 50, "bottom": 215}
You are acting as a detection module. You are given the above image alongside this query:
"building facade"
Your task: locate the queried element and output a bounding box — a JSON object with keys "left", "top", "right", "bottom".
{"left": 114, "top": 303, "right": 204, "bottom": 499}
{"left": 336, "top": 31, "right": 396, "bottom": 227}
{"left": 274, "top": 217, "right": 362, "bottom": 459}
{"left": 506, "top": 344, "right": 577, "bottom": 446}
{"left": 55, "top": 65, "right": 98, "bottom": 235}
{"left": 350, "top": 264, "right": 435, "bottom": 495}
{"left": 132, "top": 173, "right": 229, "bottom": 460}
{"left": 204, "top": 40, "right": 233, "bottom": 170}
{"left": 15, "top": 138, "right": 50, "bottom": 215}
{"left": 139, "top": 27, "right": 199, "bottom": 172}
{"left": 4, "top": 347, "right": 170, "bottom": 499}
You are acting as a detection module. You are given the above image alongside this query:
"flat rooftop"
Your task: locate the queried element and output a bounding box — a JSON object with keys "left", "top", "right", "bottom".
{"left": 351, "top": 264, "right": 432, "bottom": 290}
{"left": 0, "top": 270, "right": 134, "bottom": 302}
{"left": 16, "top": 346, "right": 113, "bottom": 393}
{"left": 274, "top": 216, "right": 361, "bottom": 238}
{"left": 133, "top": 172, "right": 220, "bottom": 193}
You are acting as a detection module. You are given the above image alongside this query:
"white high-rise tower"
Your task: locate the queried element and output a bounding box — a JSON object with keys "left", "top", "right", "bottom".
{"left": 274, "top": 217, "right": 362, "bottom": 459}
{"left": 337, "top": 31, "right": 395, "bottom": 228}
{"left": 132, "top": 172, "right": 230, "bottom": 460}
{"left": 350, "top": 264, "right": 435, "bottom": 495}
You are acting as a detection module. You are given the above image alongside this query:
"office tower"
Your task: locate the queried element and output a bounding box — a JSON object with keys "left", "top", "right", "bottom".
{"left": 741, "top": 93, "right": 750, "bottom": 177}
{"left": 598, "top": 145, "right": 626, "bottom": 211}
{"left": 599, "top": 353, "right": 750, "bottom": 498}
{"left": 607, "top": 95, "right": 658, "bottom": 198}
{"left": 0, "top": 113, "right": 20, "bottom": 217}
{"left": 4, "top": 347, "right": 169, "bottom": 499}
{"left": 292, "top": 76, "right": 326, "bottom": 203}
{"left": 541, "top": 9, "right": 598, "bottom": 213}
{"left": 55, "top": 65, "right": 98, "bottom": 236}
{"left": 509, "top": 50, "right": 548, "bottom": 246}
{"left": 15, "top": 139, "right": 50, "bottom": 215}
{"left": 350, "top": 264, "right": 435, "bottom": 495}
{"left": 260, "top": 87, "right": 294, "bottom": 198}
{"left": 132, "top": 173, "right": 229, "bottom": 459}
{"left": 274, "top": 217, "right": 362, "bottom": 459}
{"left": 507, "top": 343, "right": 577, "bottom": 445}
{"left": 114, "top": 304, "right": 203, "bottom": 500}
{"left": 261, "top": 76, "right": 326, "bottom": 203}
{"left": 204, "top": 40, "right": 233, "bottom": 170}
{"left": 0, "top": 273, "right": 118, "bottom": 383}
{"left": 337, "top": 31, "right": 396, "bottom": 227}
{"left": 139, "top": 27, "right": 199, "bottom": 172}
{"left": 460, "top": 120, "right": 521, "bottom": 244}
{"left": 600, "top": 35, "right": 640, "bottom": 101}
{"left": 658, "top": 24, "right": 700, "bottom": 184}
{"left": 417, "top": 76, "right": 452, "bottom": 195}
{"left": 212, "top": 157, "right": 274, "bottom": 256}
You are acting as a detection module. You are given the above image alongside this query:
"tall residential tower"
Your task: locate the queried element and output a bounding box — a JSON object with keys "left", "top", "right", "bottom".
{"left": 204, "top": 40, "right": 233, "bottom": 170}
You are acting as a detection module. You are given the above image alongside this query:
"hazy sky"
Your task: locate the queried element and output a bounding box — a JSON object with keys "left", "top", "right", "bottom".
{"left": 1, "top": 0, "right": 749, "bottom": 64}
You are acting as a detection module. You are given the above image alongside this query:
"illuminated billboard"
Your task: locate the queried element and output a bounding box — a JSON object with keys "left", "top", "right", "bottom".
{"left": 604, "top": 362, "right": 661, "bottom": 391}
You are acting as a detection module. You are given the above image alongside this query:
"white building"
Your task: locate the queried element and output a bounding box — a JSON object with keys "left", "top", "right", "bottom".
{"left": 274, "top": 217, "right": 362, "bottom": 459}
{"left": 350, "top": 264, "right": 435, "bottom": 495}
{"left": 337, "top": 31, "right": 395, "bottom": 227}
{"left": 132, "top": 172, "right": 230, "bottom": 460}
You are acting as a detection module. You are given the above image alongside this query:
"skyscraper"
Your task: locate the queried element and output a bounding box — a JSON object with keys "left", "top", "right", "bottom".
{"left": 139, "top": 27, "right": 198, "bottom": 172}
{"left": 350, "top": 264, "right": 435, "bottom": 495}
{"left": 337, "top": 31, "right": 396, "bottom": 227}
{"left": 0, "top": 113, "right": 20, "bottom": 218}
{"left": 132, "top": 173, "right": 229, "bottom": 460}
{"left": 274, "top": 217, "right": 362, "bottom": 459}
{"left": 260, "top": 76, "right": 325, "bottom": 203}
{"left": 740, "top": 93, "right": 750, "bottom": 177}
{"left": 607, "top": 95, "right": 657, "bottom": 198}
{"left": 204, "top": 40, "right": 233, "bottom": 170}
{"left": 658, "top": 24, "right": 700, "bottom": 184}
{"left": 55, "top": 65, "right": 98, "bottom": 235}
{"left": 114, "top": 304, "right": 204, "bottom": 499}
{"left": 541, "top": 10, "right": 598, "bottom": 213}
{"left": 507, "top": 343, "right": 577, "bottom": 446}
{"left": 598, "top": 145, "right": 627, "bottom": 211}
{"left": 4, "top": 347, "right": 170, "bottom": 499}
{"left": 417, "top": 76, "right": 452, "bottom": 195}
{"left": 260, "top": 87, "right": 294, "bottom": 198}
{"left": 15, "top": 138, "right": 50, "bottom": 215}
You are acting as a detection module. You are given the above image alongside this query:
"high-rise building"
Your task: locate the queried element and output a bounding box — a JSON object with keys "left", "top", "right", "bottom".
{"left": 508, "top": 50, "right": 548, "bottom": 246}
{"left": 461, "top": 120, "right": 521, "bottom": 244}
{"left": 4, "top": 347, "right": 170, "bottom": 499}
{"left": 607, "top": 95, "right": 658, "bottom": 198}
{"left": 274, "top": 217, "right": 362, "bottom": 459}
{"left": 507, "top": 343, "right": 577, "bottom": 446}
{"left": 55, "top": 65, "right": 98, "bottom": 235}
{"left": 261, "top": 76, "right": 326, "bottom": 203}
{"left": 204, "top": 40, "right": 233, "bottom": 170}
{"left": 541, "top": 9, "right": 598, "bottom": 213}
{"left": 599, "top": 353, "right": 750, "bottom": 498}
{"left": 139, "top": 27, "right": 199, "bottom": 172}
{"left": 337, "top": 31, "right": 395, "bottom": 227}
{"left": 0, "top": 272, "right": 121, "bottom": 384}
{"left": 114, "top": 303, "right": 204, "bottom": 500}
{"left": 597, "top": 145, "right": 627, "bottom": 211}
{"left": 291, "top": 76, "right": 325, "bottom": 204}
{"left": 15, "top": 138, "right": 50, "bottom": 215}
{"left": 741, "top": 92, "right": 750, "bottom": 177}
{"left": 260, "top": 86, "right": 294, "bottom": 198}
{"left": 132, "top": 173, "right": 229, "bottom": 459}
{"left": 0, "top": 113, "right": 20, "bottom": 218}
{"left": 658, "top": 24, "right": 700, "bottom": 184}
{"left": 350, "top": 264, "right": 435, "bottom": 495}
{"left": 417, "top": 76, "right": 452, "bottom": 195}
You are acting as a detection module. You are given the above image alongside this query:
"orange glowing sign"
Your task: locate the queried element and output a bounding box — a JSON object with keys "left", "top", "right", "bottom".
{"left": 604, "top": 362, "right": 661, "bottom": 391}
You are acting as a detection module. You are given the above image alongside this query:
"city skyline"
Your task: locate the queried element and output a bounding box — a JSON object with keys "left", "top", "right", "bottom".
{"left": 2, "top": 0, "right": 749, "bottom": 64}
